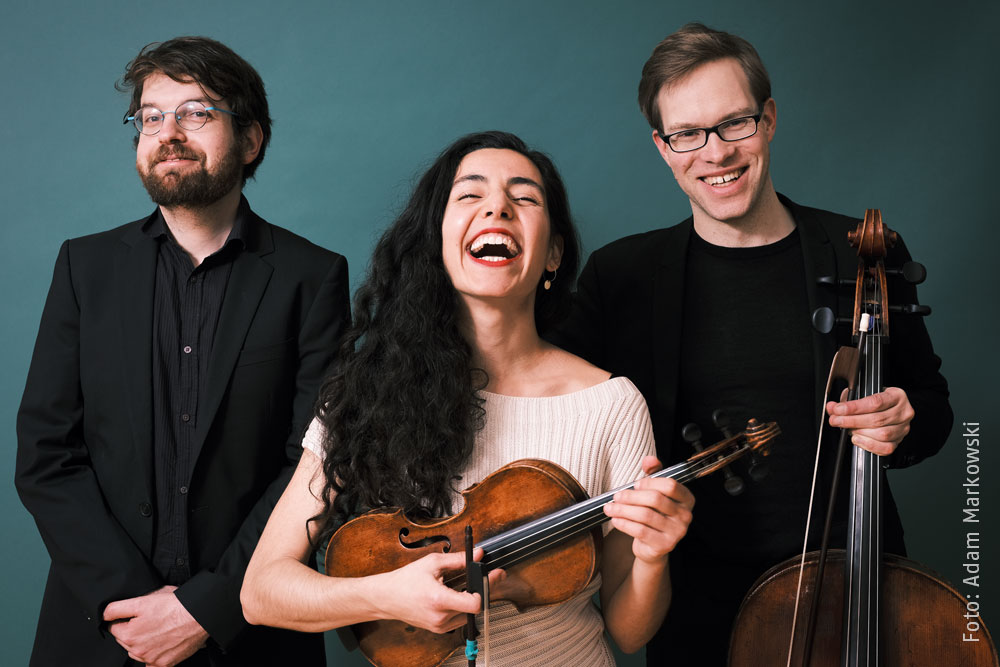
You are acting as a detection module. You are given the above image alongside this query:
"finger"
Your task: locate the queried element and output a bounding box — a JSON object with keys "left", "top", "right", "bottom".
{"left": 106, "top": 619, "right": 129, "bottom": 642}
{"left": 640, "top": 455, "right": 663, "bottom": 476}
{"left": 434, "top": 587, "right": 482, "bottom": 615}
{"left": 486, "top": 568, "right": 506, "bottom": 587}
{"left": 102, "top": 600, "right": 136, "bottom": 622}
{"left": 609, "top": 511, "right": 689, "bottom": 556}
{"left": 426, "top": 551, "right": 470, "bottom": 576}
{"left": 828, "top": 390, "right": 900, "bottom": 417}
{"left": 850, "top": 431, "right": 901, "bottom": 456}
{"left": 632, "top": 476, "right": 695, "bottom": 508}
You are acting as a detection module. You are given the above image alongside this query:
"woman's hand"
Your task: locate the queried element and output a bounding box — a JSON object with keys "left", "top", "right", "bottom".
{"left": 375, "top": 552, "right": 482, "bottom": 634}
{"left": 600, "top": 455, "right": 695, "bottom": 653}
{"left": 603, "top": 455, "right": 694, "bottom": 564}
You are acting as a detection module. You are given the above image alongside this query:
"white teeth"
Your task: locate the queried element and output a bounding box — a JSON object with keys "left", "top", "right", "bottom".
{"left": 469, "top": 232, "right": 520, "bottom": 256}
{"left": 704, "top": 169, "right": 744, "bottom": 185}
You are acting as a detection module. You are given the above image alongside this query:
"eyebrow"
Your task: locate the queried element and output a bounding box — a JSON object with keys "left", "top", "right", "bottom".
{"left": 665, "top": 106, "right": 758, "bottom": 132}
{"left": 452, "top": 174, "right": 544, "bottom": 192}
{"left": 136, "top": 97, "right": 215, "bottom": 111}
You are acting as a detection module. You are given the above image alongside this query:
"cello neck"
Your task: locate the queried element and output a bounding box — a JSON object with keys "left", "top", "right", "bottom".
{"left": 843, "top": 226, "right": 888, "bottom": 666}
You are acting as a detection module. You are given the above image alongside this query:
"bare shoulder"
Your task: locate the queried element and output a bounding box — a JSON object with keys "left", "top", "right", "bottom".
{"left": 542, "top": 345, "right": 612, "bottom": 393}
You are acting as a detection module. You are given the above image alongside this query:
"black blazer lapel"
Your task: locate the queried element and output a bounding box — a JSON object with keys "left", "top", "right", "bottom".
{"left": 116, "top": 222, "right": 158, "bottom": 507}
{"left": 651, "top": 220, "right": 691, "bottom": 458}
{"left": 785, "top": 196, "right": 842, "bottom": 431}
{"left": 193, "top": 218, "right": 275, "bottom": 460}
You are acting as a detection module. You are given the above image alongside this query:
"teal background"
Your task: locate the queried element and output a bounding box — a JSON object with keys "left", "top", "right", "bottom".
{"left": 3, "top": 1, "right": 997, "bottom": 664}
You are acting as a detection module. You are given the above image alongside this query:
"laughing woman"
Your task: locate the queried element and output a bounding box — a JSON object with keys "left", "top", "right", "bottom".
{"left": 240, "top": 131, "right": 693, "bottom": 666}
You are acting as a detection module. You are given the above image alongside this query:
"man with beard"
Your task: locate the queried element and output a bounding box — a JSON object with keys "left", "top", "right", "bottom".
{"left": 553, "top": 23, "right": 952, "bottom": 665}
{"left": 15, "top": 37, "right": 349, "bottom": 666}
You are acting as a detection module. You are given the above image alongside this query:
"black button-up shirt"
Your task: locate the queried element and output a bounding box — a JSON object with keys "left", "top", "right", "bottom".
{"left": 143, "top": 206, "right": 247, "bottom": 585}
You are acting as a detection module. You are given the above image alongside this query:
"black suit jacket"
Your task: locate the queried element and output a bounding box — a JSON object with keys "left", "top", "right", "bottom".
{"left": 16, "top": 202, "right": 349, "bottom": 666}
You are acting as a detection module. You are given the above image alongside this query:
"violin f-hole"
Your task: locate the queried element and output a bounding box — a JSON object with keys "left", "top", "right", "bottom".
{"left": 398, "top": 528, "right": 451, "bottom": 552}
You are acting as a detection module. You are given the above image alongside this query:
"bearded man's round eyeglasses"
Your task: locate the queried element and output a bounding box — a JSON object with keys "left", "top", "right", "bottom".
{"left": 124, "top": 100, "right": 239, "bottom": 136}
{"left": 658, "top": 112, "right": 762, "bottom": 153}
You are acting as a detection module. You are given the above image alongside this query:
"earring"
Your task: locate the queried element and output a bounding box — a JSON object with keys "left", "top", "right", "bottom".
{"left": 543, "top": 269, "right": 557, "bottom": 291}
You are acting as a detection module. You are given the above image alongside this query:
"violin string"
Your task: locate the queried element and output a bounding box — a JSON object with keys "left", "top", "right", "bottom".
{"left": 439, "top": 459, "right": 698, "bottom": 591}
{"left": 440, "top": 460, "right": 699, "bottom": 591}
{"left": 477, "top": 448, "right": 752, "bottom": 573}
{"left": 479, "top": 460, "right": 707, "bottom": 572}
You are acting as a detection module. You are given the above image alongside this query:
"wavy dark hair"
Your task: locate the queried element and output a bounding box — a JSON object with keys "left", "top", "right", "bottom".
{"left": 117, "top": 36, "right": 272, "bottom": 183}
{"left": 313, "top": 131, "right": 580, "bottom": 541}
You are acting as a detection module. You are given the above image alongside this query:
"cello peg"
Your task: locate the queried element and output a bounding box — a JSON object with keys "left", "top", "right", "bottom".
{"left": 811, "top": 307, "right": 852, "bottom": 334}
{"left": 889, "top": 303, "right": 932, "bottom": 317}
{"left": 886, "top": 261, "right": 926, "bottom": 285}
{"left": 816, "top": 275, "right": 856, "bottom": 288}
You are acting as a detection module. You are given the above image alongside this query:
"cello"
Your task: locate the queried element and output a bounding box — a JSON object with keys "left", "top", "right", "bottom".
{"left": 729, "top": 210, "right": 997, "bottom": 666}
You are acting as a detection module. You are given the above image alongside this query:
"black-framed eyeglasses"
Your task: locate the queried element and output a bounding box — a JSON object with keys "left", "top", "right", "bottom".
{"left": 658, "top": 111, "right": 762, "bottom": 153}
{"left": 124, "top": 100, "right": 239, "bottom": 136}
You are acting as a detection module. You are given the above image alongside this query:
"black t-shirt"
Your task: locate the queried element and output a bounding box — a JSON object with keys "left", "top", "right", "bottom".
{"left": 654, "top": 227, "right": 833, "bottom": 665}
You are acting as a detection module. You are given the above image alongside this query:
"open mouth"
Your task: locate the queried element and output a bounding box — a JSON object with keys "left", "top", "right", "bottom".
{"left": 701, "top": 167, "right": 747, "bottom": 187}
{"left": 468, "top": 232, "right": 521, "bottom": 263}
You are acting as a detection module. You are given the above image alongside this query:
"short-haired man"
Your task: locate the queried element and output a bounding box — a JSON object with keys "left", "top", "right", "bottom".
{"left": 555, "top": 23, "right": 951, "bottom": 665}
{"left": 16, "top": 36, "right": 349, "bottom": 666}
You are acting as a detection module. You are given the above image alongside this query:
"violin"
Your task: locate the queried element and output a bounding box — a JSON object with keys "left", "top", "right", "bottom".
{"left": 325, "top": 418, "right": 779, "bottom": 667}
{"left": 728, "top": 210, "right": 997, "bottom": 666}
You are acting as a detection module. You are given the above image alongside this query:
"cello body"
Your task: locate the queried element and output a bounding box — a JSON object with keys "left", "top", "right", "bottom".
{"left": 730, "top": 551, "right": 998, "bottom": 666}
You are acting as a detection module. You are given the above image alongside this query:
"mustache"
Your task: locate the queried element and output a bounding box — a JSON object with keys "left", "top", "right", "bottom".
{"left": 154, "top": 146, "right": 201, "bottom": 163}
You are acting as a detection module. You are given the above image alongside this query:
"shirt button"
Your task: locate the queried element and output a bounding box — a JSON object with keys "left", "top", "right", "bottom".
{"left": 175, "top": 557, "right": 185, "bottom": 567}
{"left": 179, "top": 486, "right": 188, "bottom": 495}
{"left": 183, "top": 345, "right": 192, "bottom": 354}
{"left": 138, "top": 502, "right": 152, "bottom": 517}
{"left": 181, "top": 413, "right": 190, "bottom": 422}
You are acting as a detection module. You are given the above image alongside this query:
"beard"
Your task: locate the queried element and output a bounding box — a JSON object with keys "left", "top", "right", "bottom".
{"left": 138, "top": 142, "right": 244, "bottom": 208}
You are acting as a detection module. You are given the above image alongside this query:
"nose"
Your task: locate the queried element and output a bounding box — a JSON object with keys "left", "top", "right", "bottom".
{"left": 157, "top": 114, "right": 186, "bottom": 143}
{"left": 700, "top": 130, "right": 737, "bottom": 163}
{"left": 482, "top": 190, "right": 512, "bottom": 219}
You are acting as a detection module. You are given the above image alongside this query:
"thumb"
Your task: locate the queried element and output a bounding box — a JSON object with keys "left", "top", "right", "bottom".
{"left": 103, "top": 598, "right": 138, "bottom": 622}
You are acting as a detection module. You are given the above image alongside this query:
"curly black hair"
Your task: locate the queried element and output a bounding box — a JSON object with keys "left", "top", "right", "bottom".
{"left": 312, "top": 131, "right": 580, "bottom": 542}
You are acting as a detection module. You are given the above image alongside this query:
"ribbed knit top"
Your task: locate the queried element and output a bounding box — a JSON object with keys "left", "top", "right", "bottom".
{"left": 303, "top": 376, "right": 655, "bottom": 666}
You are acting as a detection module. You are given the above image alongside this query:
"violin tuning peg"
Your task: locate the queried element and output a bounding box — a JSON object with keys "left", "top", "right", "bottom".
{"left": 746, "top": 455, "right": 769, "bottom": 482}
{"left": 724, "top": 475, "right": 746, "bottom": 496}
{"left": 888, "top": 304, "right": 932, "bottom": 317}
{"left": 711, "top": 409, "right": 735, "bottom": 438}
{"left": 681, "top": 423, "right": 703, "bottom": 448}
{"left": 886, "top": 261, "right": 927, "bottom": 285}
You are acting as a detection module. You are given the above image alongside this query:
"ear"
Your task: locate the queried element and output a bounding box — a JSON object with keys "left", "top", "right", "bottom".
{"left": 241, "top": 121, "right": 264, "bottom": 165}
{"left": 760, "top": 97, "right": 777, "bottom": 142}
{"left": 652, "top": 128, "right": 673, "bottom": 165}
{"left": 547, "top": 234, "right": 564, "bottom": 272}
